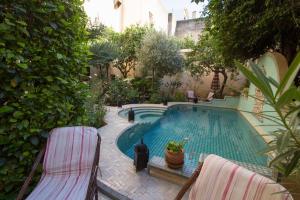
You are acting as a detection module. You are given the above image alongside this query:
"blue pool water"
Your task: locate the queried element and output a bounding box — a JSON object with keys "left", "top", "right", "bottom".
{"left": 117, "top": 105, "right": 267, "bottom": 169}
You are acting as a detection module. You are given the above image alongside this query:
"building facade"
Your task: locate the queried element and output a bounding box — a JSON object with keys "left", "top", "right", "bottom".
{"left": 84, "top": 0, "right": 169, "bottom": 33}
{"left": 175, "top": 18, "right": 205, "bottom": 41}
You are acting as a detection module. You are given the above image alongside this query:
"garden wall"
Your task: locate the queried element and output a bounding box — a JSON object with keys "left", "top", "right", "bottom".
{"left": 160, "top": 70, "right": 248, "bottom": 98}
{"left": 237, "top": 52, "right": 288, "bottom": 137}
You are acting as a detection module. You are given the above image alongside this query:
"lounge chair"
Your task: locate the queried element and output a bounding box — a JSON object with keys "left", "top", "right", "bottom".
{"left": 187, "top": 90, "right": 197, "bottom": 102}
{"left": 175, "top": 154, "right": 293, "bottom": 200}
{"left": 16, "top": 126, "right": 101, "bottom": 200}
{"left": 206, "top": 91, "right": 214, "bottom": 101}
{"left": 197, "top": 91, "right": 214, "bottom": 102}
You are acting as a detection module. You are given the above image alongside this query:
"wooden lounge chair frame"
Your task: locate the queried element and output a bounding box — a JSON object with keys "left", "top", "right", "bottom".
{"left": 16, "top": 132, "right": 101, "bottom": 200}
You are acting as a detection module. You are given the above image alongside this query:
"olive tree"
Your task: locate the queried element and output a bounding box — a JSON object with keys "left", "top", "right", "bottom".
{"left": 137, "top": 31, "right": 184, "bottom": 88}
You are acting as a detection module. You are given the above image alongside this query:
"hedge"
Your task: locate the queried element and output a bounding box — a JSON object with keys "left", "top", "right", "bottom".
{"left": 0, "top": 1, "right": 89, "bottom": 198}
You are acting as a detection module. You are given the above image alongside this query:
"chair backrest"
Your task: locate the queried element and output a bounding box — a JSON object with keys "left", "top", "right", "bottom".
{"left": 43, "top": 126, "right": 98, "bottom": 175}
{"left": 207, "top": 92, "right": 214, "bottom": 101}
{"left": 189, "top": 154, "right": 293, "bottom": 200}
{"left": 187, "top": 90, "right": 195, "bottom": 98}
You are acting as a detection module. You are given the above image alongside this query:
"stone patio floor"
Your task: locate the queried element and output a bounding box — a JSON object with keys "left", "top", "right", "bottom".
{"left": 97, "top": 104, "right": 189, "bottom": 200}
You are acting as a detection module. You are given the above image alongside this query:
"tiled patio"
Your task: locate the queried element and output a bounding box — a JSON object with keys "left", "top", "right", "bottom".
{"left": 97, "top": 105, "right": 189, "bottom": 200}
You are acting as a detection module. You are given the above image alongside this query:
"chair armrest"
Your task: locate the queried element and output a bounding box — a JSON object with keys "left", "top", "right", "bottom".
{"left": 174, "top": 163, "right": 203, "bottom": 200}
{"left": 16, "top": 146, "right": 46, "bottom": 200}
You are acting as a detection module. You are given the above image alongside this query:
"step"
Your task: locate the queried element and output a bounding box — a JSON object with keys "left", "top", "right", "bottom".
{"left": 147, "top": 156, "right": 195, "bottom": 185}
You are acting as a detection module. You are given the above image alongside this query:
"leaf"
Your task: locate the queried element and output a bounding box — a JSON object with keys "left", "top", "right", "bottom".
{"left": 0, "top": 158, "right": 6, "bottom": 166}
{"left": 17, "top": 42, "right": 25, "bottom": 47}
{"left": 13, "top": 111, "right": 24, "bottom": 118}
{"left": 285, "top": 151, "right": 300, "bottom": 176}
{"left": 30, "top": 136, "right": 39, "bottom": 146}
{"left": 45, "top": 76, "right": 53, "bottom": 82}
{"left": 269, "top": 149, "right": 298, "bottom": 167}
{"left": 0, "top": 106, "right": 14, "bottom": 114}
{"left": 0, "top": 23, "right": 10, "bottom": 32}
{"left": 249, "top": 61, "right": 274, "bottom": 99}
{"left": 276, "top": 87, "right": 300, "bottom": 108}
{"left": 268, "top": 77, "right": 279, "bottom": 88}
{"left": 276, "top": 52, "right": 300, "bottom": 97}
{"left": 56, "top": 53, "right": 63, "bottom": 59}
{"left": 16, "top": 63, "right": 28, "bottom": 69}
{"left": 10, "top": 79, "right": 17, "bottom": 87}
{"left": 49, "top": 22, "right": 58, "bottom": 30}
{"left": 236, "top": 61, "right": 274, "bottom": 103}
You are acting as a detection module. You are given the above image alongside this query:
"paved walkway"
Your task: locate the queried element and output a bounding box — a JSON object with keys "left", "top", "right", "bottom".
{"left": 97, "top": 105, "right": 189, "bottom": 200}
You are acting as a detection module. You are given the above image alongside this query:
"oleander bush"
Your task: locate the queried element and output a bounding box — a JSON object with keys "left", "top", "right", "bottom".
{"left": 0, "top": 1, "right": 89, "bottom": 198}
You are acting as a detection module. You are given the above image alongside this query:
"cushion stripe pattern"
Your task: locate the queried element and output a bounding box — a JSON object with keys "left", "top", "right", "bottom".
{"left": 26, "top": 126, "right": 98, "bottom": 200}
{"left": 189, "top": 154, "right": 293, "bottom": 200}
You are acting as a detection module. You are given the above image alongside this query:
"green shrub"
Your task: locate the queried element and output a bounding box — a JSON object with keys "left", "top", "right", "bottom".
{"left": 105, "top": 78, "right": 139, "bottom": 105}
{"left": 173, "top": 91, "right": 186, "bottom": 102}
{"left": 0, "top": 1, "right": 89, "bottom": 198}
{"left": 85, "top": 78, "right": 106, "bottom": 127}
{"left": 130, "top": 77, "right": 152, "bottom": 101}
{"left": 149, "top": 92, "right": 162, "bottom": 104}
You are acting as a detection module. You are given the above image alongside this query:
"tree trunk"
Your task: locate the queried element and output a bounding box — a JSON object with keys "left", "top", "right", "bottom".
{"left": 219, "top": 68, "right": 228, "bottom": 98}
{"left": 281, "top": 31, "right": 298, "bottom": 65}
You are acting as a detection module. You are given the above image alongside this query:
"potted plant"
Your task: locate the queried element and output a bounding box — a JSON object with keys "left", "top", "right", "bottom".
{"left": 165, "top": 140, "right": 186, "bottom": 169}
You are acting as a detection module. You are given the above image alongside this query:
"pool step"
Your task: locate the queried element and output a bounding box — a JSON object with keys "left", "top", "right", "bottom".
{"left": 147, "top": 156, "right": 194, "bottom": 185}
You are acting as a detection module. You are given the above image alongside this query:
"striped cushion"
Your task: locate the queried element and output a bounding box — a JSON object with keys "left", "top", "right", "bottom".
{"left": 26, "top": 126, "right": 98, "bottom": 200}
{"left": 189, "top": 154, "right": 293, "bottom": 200}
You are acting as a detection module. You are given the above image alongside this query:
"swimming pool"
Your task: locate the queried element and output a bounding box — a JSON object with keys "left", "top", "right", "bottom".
{"left": 117, "top": 105, "right": 267, "bottom": 169}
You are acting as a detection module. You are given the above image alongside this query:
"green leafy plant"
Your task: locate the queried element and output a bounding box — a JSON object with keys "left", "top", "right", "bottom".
{"left": 85, "top": 78, "right": 106, "bottom": 127}
{"left": 173, "top": 91, "right": 186, "bottom": 102}
{"left": 193, "top": 0, "right": 300, "bottom": 64}
{"left": 112, "top": 25, "right": 150, "bottom": 78}
{"left": 0, "top": 1, "right": 89, "bottom": 198}
{"left": 105, "top": 78, "right": 138, "bottom": 105}
{"left": 89, "top": 41, "right": 118, "bottom": 79}
{"left": 137, "top": 31, "right": 184, "bottom": 88}
{"left": 236, "top": 52, "right": 300, "bottom": 180}
{"left": 166, "top": 140, "right": 187, "bottom": 153}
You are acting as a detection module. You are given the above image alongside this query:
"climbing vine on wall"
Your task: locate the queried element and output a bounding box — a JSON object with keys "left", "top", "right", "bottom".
{"left": 0, "top": 1, "right": 89, "bottom": 198}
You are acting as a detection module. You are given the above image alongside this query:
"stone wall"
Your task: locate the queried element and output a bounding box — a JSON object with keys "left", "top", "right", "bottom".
{"left": 174, "top": 18, "right": 205, "bottom": 41}
{"left": 160, "top": 71, "right": 248, "bottom": 98}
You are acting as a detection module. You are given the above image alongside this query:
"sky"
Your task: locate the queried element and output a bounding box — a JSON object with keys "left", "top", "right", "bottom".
{"left": 161, "top": 0, "right": 208, "bottom": 20}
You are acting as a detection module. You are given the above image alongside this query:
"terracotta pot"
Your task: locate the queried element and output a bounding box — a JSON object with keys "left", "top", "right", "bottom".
{"left": 165, "top": 149, "right": 184, "bottom": 169}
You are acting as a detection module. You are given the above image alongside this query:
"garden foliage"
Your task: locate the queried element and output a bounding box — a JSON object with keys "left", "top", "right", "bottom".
{"left": 113, "top": 25, "right": 150, "bottom": 78}
{"left": 138, "top": 31, "right": 184, "bottom": 88}
{"left": 194, "top": 0, "right": 300, "bottom": 64}
{"left": 0, "top": 1, "right": 89, "bottom": 198}
{"left": 237, "top": 52, "right": 300, "bottom": 185}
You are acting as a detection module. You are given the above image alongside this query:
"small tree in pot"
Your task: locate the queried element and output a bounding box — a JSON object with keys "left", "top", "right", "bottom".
{"left": 165, "top": 140, "right": 186, "bottom": 169}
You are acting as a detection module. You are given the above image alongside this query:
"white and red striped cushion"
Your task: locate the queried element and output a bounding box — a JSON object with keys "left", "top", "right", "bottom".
{"left": 26, "top": 126, "right": 98, "bottom": 200}
{"left": 189, "top": 154, "right": 293, "bottom": 200}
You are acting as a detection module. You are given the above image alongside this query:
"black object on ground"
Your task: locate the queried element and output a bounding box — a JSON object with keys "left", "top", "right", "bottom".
{"left": 128, "top": 108, "right": 135, "bottom": 122}
{"left": 117, "top": 101, "right": 122, "bottom": 108}
{"left": 193, "top": 97, "right": 198, "bottom": 104}
{"left": 163, "top": 99, "right": 168, "bottom": 106}
{"left": 134, "top": 139, "right": 149, "bottom": 172}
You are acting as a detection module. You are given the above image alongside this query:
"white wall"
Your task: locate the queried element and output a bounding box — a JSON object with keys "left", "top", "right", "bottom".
{"left": 84, "top": 0, "right": 121, "bottom": 31}
{"left": 84, "top": 0, "right": 169, "bottom": 33}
